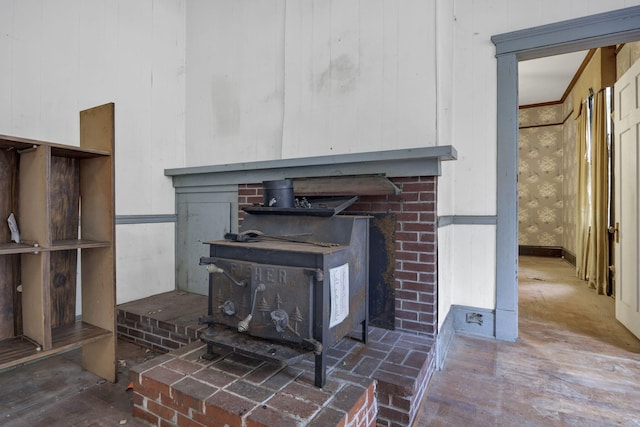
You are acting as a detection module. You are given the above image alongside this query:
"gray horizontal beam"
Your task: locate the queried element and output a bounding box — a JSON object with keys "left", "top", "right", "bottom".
{"left": 491, "top": 6, "right": 640, "bottom": 60}
{"left": 165, "top": 146, "right": 457, "bottom": 188}
{"left": 116, "top": 214, "right": 177, "bottom": 225}
{"left": 437, "top": 215, "right": 497, "bottom": 227}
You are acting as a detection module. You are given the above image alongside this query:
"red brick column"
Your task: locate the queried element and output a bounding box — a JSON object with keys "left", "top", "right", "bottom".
{"left": 347, "top": 177, "right": 438, "bottom": 338}
{"left": 238, "top": 183, "right": 264, "bottom": 226}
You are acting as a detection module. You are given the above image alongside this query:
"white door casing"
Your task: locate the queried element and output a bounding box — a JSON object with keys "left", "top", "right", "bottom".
{"left": 614, "top": 58, "right": 640, "bottom": 339}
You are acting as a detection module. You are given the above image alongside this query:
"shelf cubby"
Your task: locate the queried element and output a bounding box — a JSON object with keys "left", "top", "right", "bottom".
{"left": 0, "top": 103, "right": 115, "bottom": 381}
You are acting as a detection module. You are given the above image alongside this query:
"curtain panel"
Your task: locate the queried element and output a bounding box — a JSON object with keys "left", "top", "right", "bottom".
{"left": 576, "top": 101, "right": 590, "bottom": 281}
{"left": 575, "top": 90, "right": 610, "bottom": 294}
{"left": 588, "top": 90, "right": 610, "bottom": 295}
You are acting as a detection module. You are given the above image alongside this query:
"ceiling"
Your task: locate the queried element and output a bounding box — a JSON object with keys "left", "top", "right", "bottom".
{"left": 518, "top": 50, "right": 589, "bottom": 106}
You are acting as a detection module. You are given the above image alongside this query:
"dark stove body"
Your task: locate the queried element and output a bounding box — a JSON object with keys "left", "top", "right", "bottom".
{"left": 199, "top": 213, "right": 369, "bottom": 388}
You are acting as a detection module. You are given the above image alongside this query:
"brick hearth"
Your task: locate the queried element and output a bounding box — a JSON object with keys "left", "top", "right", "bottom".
{"left": 122, "top": 173, "right": 439, "bottom": 426}
{"left": 119, "top": 291, "right": 435, "bottom": 426}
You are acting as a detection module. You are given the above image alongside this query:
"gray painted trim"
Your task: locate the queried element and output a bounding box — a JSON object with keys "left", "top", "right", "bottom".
{"left": 451, "top": 305, "right": 496, "bottom": 340}
{"left": 165, "top": 146, "right": 457, "bottom": 187}
{"left": 495, "top": 53, "right": 519, "bottom": 343}
{"left": 436, "top": 305, "right": 496, "bottom": 371}
{"left": 175, "top": 184, "right": 239, "bottom": 195}
{"left": 491, "top": 6, "right": 640, "bottom": 59}
{"left": 437, "top": 215, "right": 497, "bottom": 227}
{"left": 435, "top": 308, "right": 455, "bottom": 371}
{"left": 492, "top": 7, "right": 640, "bottom": 343}
{"left": 115, "top": 214, "right": 177, "bottom": 225}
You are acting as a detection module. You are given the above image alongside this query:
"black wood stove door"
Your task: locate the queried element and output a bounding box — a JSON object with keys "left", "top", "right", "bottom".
{"left": 208, "top": 258, "right": 314, "bottom": 345}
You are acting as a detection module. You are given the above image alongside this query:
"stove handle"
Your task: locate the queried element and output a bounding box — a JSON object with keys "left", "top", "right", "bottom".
{"left": 238, "top": 283, "right": 266, "bottom": 333}
{"left": 203, "top": 262, "right": 247, "bottom": 287}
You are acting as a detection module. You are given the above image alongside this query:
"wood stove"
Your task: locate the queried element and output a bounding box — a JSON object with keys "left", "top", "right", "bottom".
{"left": 198, "top": 198, "right": 369, "bottom": 388}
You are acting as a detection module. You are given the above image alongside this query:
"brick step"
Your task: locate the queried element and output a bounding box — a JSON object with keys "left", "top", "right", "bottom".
{"left": 119, "top": 291, "right": 436, "bottom": 426}
{"left": 130, "top": 341, "right": 376, "bottom": 427}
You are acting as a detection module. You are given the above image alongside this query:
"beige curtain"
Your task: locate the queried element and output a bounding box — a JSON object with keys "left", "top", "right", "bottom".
{"left": 587, "top": 90, "right": 610, "bottom": 294}
{"left": 575, "top": 90, "right": 610, "bottom": 294}
{"left": 575, "top": 101, "right": 590, "bottom": 280}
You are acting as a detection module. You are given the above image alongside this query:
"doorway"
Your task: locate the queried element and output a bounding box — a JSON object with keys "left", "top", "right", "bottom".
{"left": 492, "top": 6, "right": 640, "bottom": 341}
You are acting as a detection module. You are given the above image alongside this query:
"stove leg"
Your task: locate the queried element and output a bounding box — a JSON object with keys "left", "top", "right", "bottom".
{"left": 361, "top": 318, "right": 368, "bottom": 344}
{"left": 201, "top": 342, "right": 218, "bottom": 361}
{"left": 314, "top": 351, "right": 326, "bottom": 388}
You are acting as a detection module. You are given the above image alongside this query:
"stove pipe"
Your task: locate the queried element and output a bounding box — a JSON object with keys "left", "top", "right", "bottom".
{"left": 263, "top": 179, "right": 294, "bottom": 208}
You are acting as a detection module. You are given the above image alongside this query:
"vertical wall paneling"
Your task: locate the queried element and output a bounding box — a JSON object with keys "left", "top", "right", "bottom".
{"left": 435, "top": 0, "right": 455, "bottom": 217}
{"left": 10, "top": 1, "right": 42, "bottom": 139}
{"left": 451, "top": 225, "right": 497, "bottom": 309}
{"left": 116, "top": 0, "right": 153, "bottom": 217}
{"left": 379, "top": 0, "right": 399, "bottom": 151}
{"left": 357, "top": 0, "right": 384, "bottom": 152}
{"left": 41, "top": 0, "right": 79, "bottom": 143}
{"left": 78, "top": 0, "right": 118, "bottom": 120}
{"left": 1, "top": 1, "right": 186, "bottom": 307}
{"left": 327, "top": 0, "right": 360, "bottom": 154}
{"left": 149, "top": 0, "right": 186, "bottom": 215}
{"left": 281, "top": 1, "right": 437, "bottom": 159}
{"left": 397, "top": 0, "right": 436, "bottom": 147}
{"left": 115, "top": 223, "right": 175, "bottom": 304}
{"left": 451, "top": 0, "right": 499, "bottom": 215}
{"left": 0, "top": 1, "right": 14, "bottom": 130}
{"left": 185, "top": 0, "right": 285, "bottom": 166}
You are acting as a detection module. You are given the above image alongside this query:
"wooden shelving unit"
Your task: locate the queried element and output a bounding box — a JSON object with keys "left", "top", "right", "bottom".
{"left": 0, "top": 103, "right": 116, "bottom": 381}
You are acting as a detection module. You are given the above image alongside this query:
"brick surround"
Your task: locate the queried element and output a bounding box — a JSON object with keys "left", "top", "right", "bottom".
{"left": 238, "top": 176, "right": 438, "bottom": 338}
{"left": 124, "top": 174, "right": 439, "bottom": 426}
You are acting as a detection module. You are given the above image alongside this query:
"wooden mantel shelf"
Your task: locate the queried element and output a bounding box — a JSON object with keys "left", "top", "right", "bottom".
{"left": 165, "top": 145, "right": 458, "bottom": 188}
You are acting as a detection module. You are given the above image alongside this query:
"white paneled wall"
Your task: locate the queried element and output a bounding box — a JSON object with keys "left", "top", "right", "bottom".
{"left": 185, "top": 0, "right": 286, "bottom": 166}
{"left": 0, "top": 0, "right": 186, "bottom": 304}
{"left": 3, "top": 0, "right": 640, "bottom": 313}
{"left": 185, "top": 0, "right": 437, "bottom": 165}
{"left": 437, "top": 225, "right": 454, "bottom": 327}
{"left": 0, "top": 0, "right": 185, "bottom": 214}
{"left": 281, "top": 0, "right": 437, "bottom": 158}
{"left": 116, "top": 223, "right": 175, "bottom": 303}
{"left": 451, "top": 225, "right": 497, "bottom": 309}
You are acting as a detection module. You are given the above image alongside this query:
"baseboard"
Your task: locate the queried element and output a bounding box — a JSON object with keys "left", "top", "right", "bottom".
{"left": 518, "top": 245, "right": 562, "bottom": 257}
{"left": 562, "top": 248, "right": 576, "bottom": 266}
{"left": 451, "top": 305, "right": 496, "bottom": 339}
{"left": 436, "top": 305, "right": 499, "bottom": 371}
{"left": 435, "top": 310, "right": 455, "bottom": 371}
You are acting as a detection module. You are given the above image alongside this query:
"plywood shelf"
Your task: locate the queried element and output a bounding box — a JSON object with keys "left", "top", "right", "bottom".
{"left": 0, "top": 240, "right": 110, "bottom": 255}
{"left": 51, "top": 239, "right": 112, "bottom": 250}
{"left": 0, "top": 135, "right": 111, "bottom": 158}
{"left": 0, "top": 103, "right": 116, "bottom": 382}
{"left": 0, "top": 242, "right": 40, "bottom": 255}
{"left": 0, "top": 321, "right": 112, "bottom": 371}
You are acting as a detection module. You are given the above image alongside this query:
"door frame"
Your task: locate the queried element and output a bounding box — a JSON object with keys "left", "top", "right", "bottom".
{"left": 491, "top": 6, "right": 640, "bottom": 341}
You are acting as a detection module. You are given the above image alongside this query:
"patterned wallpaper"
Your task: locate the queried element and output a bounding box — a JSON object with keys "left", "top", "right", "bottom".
{"left": 617, "top": 41, "right": 640, "bottom": 79}
{"left": 518, "top": 104, "right": 571, "bottom": 248}
{"left": 517, "top": 43, "right": 640, "bottom": 253}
